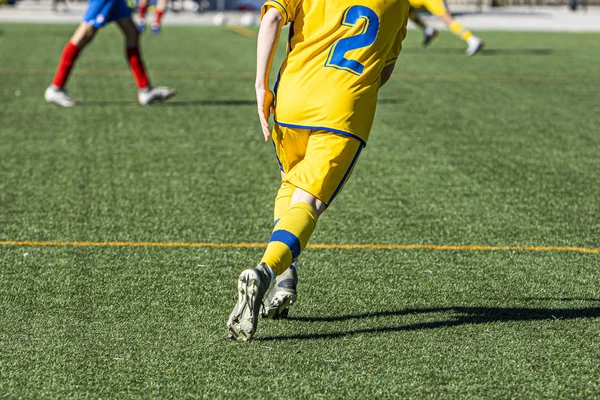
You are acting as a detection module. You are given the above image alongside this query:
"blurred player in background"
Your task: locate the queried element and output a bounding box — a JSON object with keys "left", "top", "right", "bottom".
{"left": 137, "top": 0, "right": 167, "bottom": 34}
{"left": 44, "top": 0, "right": 176, "bottom": 107}
{"left": 52, "top": 0, "right": 70, "bottom": 12}
{"left": 408, "top": 0, "right": 483, "bottom": 55}
{"left": 226, "top": 0, "right": 410, "bottom": 341}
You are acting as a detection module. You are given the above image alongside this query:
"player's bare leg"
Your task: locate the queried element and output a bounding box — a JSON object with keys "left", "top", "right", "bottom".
{"left": 116, "top": 17, "right": 175, "bottom": 104}
{"left": 45, "top": 23, "right": 97, "bottom": 106}
{"left": 438, "top": 12, "right": 483, "bottom": 56}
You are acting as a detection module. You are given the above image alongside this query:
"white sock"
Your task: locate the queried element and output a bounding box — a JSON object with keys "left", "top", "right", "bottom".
{"left": 424, "top": 26, "right": 435, "bottom": 36}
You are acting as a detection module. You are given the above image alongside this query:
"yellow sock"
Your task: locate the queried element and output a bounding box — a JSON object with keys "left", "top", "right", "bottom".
{"left": 449, "top": 21, "right": 473, "bottom": 41}
{"left": 273, "top": 183, "right": 294, "bottom": 226}
{"left": 261, "top": 202, "right": 318, "bottom": 276}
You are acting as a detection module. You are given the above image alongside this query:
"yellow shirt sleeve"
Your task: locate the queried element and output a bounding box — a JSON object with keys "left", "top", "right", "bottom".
{"left": 262, "top": 0, "right": 301, "bottom": 25}
{"left": 385, "top": 25, "right": 407, "bottom": 66}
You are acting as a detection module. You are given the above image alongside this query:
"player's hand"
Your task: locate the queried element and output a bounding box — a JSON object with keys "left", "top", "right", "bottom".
{"left": 256, "top": 88, "right": 274, "bottom": 142}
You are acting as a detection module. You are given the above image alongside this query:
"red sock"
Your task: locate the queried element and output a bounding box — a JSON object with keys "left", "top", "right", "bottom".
{"left": 155, "top": 9, "right": 165, "bottom": 25}
{"left": 138, "top": 4, "right": 147, "bottom": 19}
{"left": 126, "top": 47, "right": 149, "bottom": 89}
{"left": 51, "top": 41, "right": 81, "bottom": 88}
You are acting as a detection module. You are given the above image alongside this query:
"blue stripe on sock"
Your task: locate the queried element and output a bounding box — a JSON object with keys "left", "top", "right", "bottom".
{"left": 270, "top": 230, "right": 301, "bottom": 259}
{"left": 274, "top": 219, "right": 280, "bottom": 227}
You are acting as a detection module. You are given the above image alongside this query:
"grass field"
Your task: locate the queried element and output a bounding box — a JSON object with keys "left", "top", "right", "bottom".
{"left": 1, "top": 23, "right": 600, "bottom": 398}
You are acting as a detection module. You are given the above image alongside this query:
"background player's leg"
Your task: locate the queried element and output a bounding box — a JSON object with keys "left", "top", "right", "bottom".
{"left": 409, "top": 8, "right": 438, "bottom": 46}
{"left": 52, "top": 23, "right": 97, "bottom": 89}
{"left": 151, "top": 0, "right": 167, "bottom": 34}
{"left": 116, "top": 17, "right": 175, "bottom": 104}
{"left": 116, "top": 17, "right": 149, "bottom": 89}
{"left": 439, "top": 13, "right": 483, "bottom": 55}
{"left": 45, "top": 23, "right": 97, "bottom": 106}
{"left": 137, "top": 0, "right": 148, "bottom": 32}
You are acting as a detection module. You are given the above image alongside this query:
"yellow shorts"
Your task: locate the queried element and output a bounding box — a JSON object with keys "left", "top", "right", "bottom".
{"left": 409, "top": 0, "right": 448, "bottom": 16}
{"left": 272, "top": 124, "right": 363, "bottom": 206}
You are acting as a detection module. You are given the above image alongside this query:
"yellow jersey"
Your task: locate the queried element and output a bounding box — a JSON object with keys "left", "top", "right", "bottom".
{"left": 408, "top": 0, "right": 448, "bottom": 16}
{"left": 263, "top": 0, "right": 409, "bottom": 145}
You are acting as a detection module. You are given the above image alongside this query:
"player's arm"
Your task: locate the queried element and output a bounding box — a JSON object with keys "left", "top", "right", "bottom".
{"left": 255, "top": 7, "right": 283, "bottom": 142}
{"left": 380, "top": 63, "right": 395, "bottom": 88}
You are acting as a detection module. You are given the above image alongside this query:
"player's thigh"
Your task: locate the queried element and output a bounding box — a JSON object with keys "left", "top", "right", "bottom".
{"left": 109, "top": 0, "right": 133, "bottom": 24}
{"left": 115, "top": 15, "right": 139, "bottom": 40}
{"left": 272, "top": 124, "right": 310, "bottom": 175}
{"left": 284, "top": 131, "right": 363, "bottom": 206}
{"left": 70, "top": 22, "right": 98, "bottom": 46}
{"left": 423, "top": 0, "right": 448, "bottom": 16}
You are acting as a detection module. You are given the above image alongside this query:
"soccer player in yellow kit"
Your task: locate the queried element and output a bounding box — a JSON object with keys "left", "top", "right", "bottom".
{"left": 226, "top": 0, "right": 409, "bottom": 341}
{"left": 407, "top": 0, "right": 483, "bottom": 55}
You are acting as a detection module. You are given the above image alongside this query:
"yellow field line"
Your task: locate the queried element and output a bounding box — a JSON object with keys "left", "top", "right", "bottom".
{"left": 0, "top": 68, "right": 597, "bottom": 84}
{"left": 0, "top": 68, "right": 254, "bottom": 78}
{"left": 389, "top": 74, "right": 600, "bottom": 85}
{"left": 224, "top": 24, "right": 256, "bottom": 38}
{"left": 0, "top": 241, "right": 598, "bottom": 254}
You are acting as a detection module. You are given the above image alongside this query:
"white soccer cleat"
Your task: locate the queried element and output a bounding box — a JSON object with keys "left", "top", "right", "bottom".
{"left": 466, "top": 36, "right": 484, "bottom": 56}
{"left": 227, "top": 263, "right": 272, "bottom": 342}
{"left": 44, "top": 86, "right": 78, "bottom": 107}
{"left": 262, "top": 261, "right": 297, "bottom": 319}
{"left": 138, "top": 86, "right": 176, "bottom": 105}
{"left": 150, "top": 22, "right": 161, "bottom": 35}
{"left": 423, "top": 27, "right": 438, "bottom": 47}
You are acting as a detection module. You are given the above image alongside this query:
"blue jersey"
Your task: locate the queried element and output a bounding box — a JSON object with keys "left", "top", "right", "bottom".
{"left": 82, "top": 0, "right": 131, "bottom": 28}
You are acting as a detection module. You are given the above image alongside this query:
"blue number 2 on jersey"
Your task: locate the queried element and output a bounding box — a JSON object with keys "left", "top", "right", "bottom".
{"left": 325, "top": 6, "right": 380, "bottom": 76}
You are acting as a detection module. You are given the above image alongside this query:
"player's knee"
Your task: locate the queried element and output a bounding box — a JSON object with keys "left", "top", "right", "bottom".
{"left": 291, "top": 188, "right": 326, "bottom": 215}
{"left": 71, "top": 23, "right": 96, "bottom": 47}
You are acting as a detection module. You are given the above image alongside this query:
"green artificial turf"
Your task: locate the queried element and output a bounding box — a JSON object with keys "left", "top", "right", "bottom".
{"left": 1, "top": 24, "right": 599, "bottom": 398}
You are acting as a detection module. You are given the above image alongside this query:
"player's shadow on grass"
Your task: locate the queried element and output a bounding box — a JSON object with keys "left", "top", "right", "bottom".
{"left": 480, "top": 49, "right": 554, "bottom": 56}
{"left": 402, "top": 48, "right": 553, "bottom": 56}
{"left": 517, "top": 296, "right": 600, "bottom": 302}
{"left": 259, "top": 305, "right": 600, "bottom": 341}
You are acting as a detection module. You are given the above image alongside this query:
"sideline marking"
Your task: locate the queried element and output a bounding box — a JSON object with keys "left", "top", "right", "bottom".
{"left": 224, "top": 24, "right": 256, "bottom": 38}
{"left": 1, "top": 241, "right": 598, "bottom": 254}
{"left": 0, "top": 68, "right": 254, "bottom": 79}
{"left": 0, "top": 68, "right": 598, "bottom": 84}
